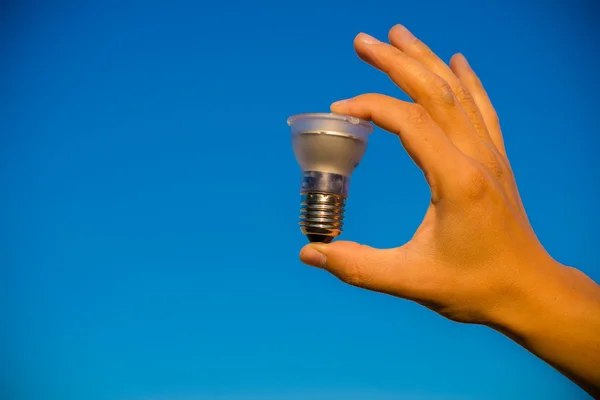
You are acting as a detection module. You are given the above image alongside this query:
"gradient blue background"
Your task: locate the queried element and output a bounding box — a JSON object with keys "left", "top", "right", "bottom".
{"left": 1, "top": 1, "right": 599, "bottom": 399}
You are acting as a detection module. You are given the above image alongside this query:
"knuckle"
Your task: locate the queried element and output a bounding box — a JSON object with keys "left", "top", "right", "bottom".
{"left": 484, "top": 147, "right": 506, "bottom": 179}
{"left": 416, "top": 44, "right": 435, "bottom": 59}
{"left": 338, "top": 262, "right": 366, "bottom": 288}
{"left": 430, "top": 77, "right": 455, "bottom": 105}
{"left": 339, "top": 266, "right": 364, "bottom": 287}
{"left": 453, "top": 83, "right": 474, "bottom": 105}
{"left": 458, "top": 165, "right": 490, "bottom": 201}
{"left": 406, "top": 104, "right": 430, "bottom": 126}
{"left": 489, "top": 161, "right": 504, "bottom": 179}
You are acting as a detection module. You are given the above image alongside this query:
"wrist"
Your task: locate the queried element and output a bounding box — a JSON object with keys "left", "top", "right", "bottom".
{"left": 483, "top": 256, "right": 600, "bottom": 397}
{"left": 483, "top": 257, "right": 575, "bottom": 341}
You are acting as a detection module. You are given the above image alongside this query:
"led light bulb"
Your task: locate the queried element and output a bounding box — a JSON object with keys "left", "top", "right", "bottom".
{"left": 288, "top": 113, "right": 374, "bottom": 243}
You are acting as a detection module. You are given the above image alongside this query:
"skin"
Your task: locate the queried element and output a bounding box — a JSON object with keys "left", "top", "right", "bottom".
{"left": 299, "top": 25, "right": 600, "bottom": 398}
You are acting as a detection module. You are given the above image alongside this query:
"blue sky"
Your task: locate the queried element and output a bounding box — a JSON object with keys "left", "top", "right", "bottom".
{"left": 1, "top": 1, "right": 599, "bottom": 399}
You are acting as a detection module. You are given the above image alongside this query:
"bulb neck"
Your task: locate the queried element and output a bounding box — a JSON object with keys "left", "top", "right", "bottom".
{"left": 300, "top": 171, "right": 350, "bottom": 197}
{"left": 299, "top": 171, "right": 349, "bottom": 243}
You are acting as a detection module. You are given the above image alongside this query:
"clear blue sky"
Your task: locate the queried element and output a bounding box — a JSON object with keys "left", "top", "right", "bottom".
{"left": 1, "top": 1, "right": 599, "bottom": 399}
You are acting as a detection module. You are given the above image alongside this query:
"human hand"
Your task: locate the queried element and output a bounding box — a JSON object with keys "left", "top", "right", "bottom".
{"left": 299, "top": 25, "right": 563, "bottom": 325}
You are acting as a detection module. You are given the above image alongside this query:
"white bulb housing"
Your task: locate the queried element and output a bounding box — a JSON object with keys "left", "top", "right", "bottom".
{"left": 288, "top": 113, "right": 373, "bottom": 243}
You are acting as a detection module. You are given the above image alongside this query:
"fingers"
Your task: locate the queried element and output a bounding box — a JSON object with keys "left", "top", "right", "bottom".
{"left": 388, "top": 25, "right": 494, "bottom": 147}
{"left": 352, "top": 33, "right": 483, "bottom": 158}
{"left": 331, "top": 93, "right": 466, "bottom": 199}
{"left": 300, "top": 241, "right": 416, "bottom": 296}
{"left": 450, "top": 53, "right": 506, "bottom": 155}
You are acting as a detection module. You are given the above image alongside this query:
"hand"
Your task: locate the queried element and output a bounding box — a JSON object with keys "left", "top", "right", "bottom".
{"left": 299, "top": 25, "right": 600, "bottom": 397}
{"left": 300, "top": 25, "right": 559, "bottom": 324}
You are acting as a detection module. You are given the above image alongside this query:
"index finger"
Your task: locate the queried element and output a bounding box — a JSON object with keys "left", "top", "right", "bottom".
{"left": 331, "top": 93, "right": 466, "bottom": 201}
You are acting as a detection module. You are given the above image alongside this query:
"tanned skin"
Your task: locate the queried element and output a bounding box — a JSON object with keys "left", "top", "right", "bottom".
{"left": 299, "top": 25, "right": 600, "bottom": 398}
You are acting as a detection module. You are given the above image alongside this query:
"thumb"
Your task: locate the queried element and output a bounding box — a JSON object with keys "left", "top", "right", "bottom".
{"left": 300, "top": 240, "right": 410, "bottom": 294}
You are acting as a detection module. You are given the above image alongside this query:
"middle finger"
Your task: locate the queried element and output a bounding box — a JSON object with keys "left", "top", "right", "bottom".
{"left": 354, "top": 33, "right": 483, "bottom": 159}
{"left": 387, "top": 24, "right": 494, "bottom": 147}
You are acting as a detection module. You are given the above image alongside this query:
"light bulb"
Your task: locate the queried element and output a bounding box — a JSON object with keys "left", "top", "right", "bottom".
{"left": 288, "top": 113, "right": 374, "bottom": 243}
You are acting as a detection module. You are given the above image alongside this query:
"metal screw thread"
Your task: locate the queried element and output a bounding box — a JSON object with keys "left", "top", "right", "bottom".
{"left": 299, "top": 192, "right": 346, "bottom": 242}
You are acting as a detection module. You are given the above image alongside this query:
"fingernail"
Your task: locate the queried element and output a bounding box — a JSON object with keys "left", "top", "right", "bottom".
{"left": 331, "top": 98, "right": 350, "bottom": 107}
{"left": 300, "top": 246, "right": 327, "bottom": 268}
{"left": 357, "top": 33, "right": 380, "bottom": 45}
{"left": 394, "top": 24, "right": 416, "bottom": 42}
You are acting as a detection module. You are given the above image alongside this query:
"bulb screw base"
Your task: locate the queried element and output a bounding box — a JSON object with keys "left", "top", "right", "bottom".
{"left": 300, "top": 192, "right": 346, "bottom": 243}
{"left": 298, "top": 171, "right": 349, "bottom": 243}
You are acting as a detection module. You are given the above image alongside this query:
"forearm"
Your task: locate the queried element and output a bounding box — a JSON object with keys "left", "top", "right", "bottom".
{"left": 488, "top": 260, "right": 600, "bottom": 397}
